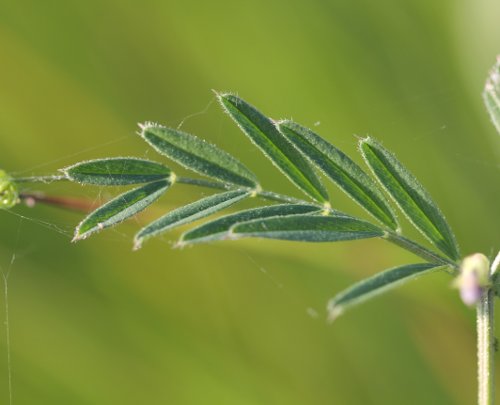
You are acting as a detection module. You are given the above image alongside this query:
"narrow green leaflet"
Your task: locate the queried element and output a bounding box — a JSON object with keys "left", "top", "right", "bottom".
{"left": 231, "top": 214, "right": 383, "bottom": 242}
{"left": 327, "top": 263, "right": 442, "bottom": 321}
{"left": 180, "top": 204, "right": 321, "bottom": 246}
{"left": 134, "top": 189, "right": 250, "bottom": 249}
{"left": 217, "top": 93, "right": 329, "bottom": 203}
{"left": 483, "top": 56, "right": 500, "bottom": 135}
{"left": 62, "top": 157, "right": 171, "bottom": 185}
{"left": 277, "top": 120, "right": 398, "bottom": 230}
{"left": 73, "top": 180, "right": 170, "bottom": 241}
{"left": 360, "top": 137, "right": 460, "bottom": 261}
{"left": 139, "top": 123, "right": 258, "bottom": 188}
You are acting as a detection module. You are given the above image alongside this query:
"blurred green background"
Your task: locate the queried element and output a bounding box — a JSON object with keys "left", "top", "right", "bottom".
{"left": 1, "top": 0, "right": 499, "bottom": 404}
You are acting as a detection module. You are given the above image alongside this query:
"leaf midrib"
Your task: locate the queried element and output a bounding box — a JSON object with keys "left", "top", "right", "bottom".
{"left": 145, "top": 132, "right": 256, "bottom": 187}
{"left": 365, "top": 144, "right": 453, "bottom": 255}
{"left": 291, "top": 133, "right": 395, "bottom": 228}
{"left": 228, "top": 100, "right": 324, "bottom": 201}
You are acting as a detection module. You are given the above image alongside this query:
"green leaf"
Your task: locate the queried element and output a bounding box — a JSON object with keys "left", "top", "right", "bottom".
{"left": 483, "top": 56, "right": 500, "bottom": 135}
{"left": 231, "top": 214, "right": 384, "bottom": 242}
{"left": 217, "top": 93, "right": 329, "bottom": 203}
{"left": 327, "top": 263, "right": 442, "bottom": 321}
{"left": 62, "top": 157, "right": 171, "bottom": 185}
{"left": 277, "top": 120, "right": 398, "bottom": 230}
{"left": 74, "top": 180, "right": 170, "bottom": 241}
{"left": 360, "top": 137, "right": 460, "bottom": 261}
{"left": 139, "top": 123, "right": 258, "bottom": 188}
{"left": 180, "top": 204, "right": 321, "bottom": 246}
{"left": 134, "top": 189, "right": 250, "bottom": 249}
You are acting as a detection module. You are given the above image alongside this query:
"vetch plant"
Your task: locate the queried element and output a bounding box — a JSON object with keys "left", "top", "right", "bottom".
{"left": 3, "top": 58, "right": 500, "bottom": 405}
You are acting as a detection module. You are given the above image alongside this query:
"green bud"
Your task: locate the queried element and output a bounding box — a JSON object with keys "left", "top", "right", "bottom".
{"left": 0, "top": 170, "right": 19, "bottom": 209}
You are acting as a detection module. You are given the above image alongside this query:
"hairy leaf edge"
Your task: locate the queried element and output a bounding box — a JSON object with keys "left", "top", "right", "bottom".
{"left": 327, "top": 263, "right": 446, "bottom": 321}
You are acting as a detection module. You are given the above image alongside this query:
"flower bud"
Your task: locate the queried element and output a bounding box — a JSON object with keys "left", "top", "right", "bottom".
{"left": 0, "top": 170, "right": 19, "bottom": 209}
{"left": 453, "top": 253, "right": 490, "bottom": 306}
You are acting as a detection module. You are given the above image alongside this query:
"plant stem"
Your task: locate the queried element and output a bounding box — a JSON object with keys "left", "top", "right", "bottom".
{"left": 477, "top": 287, "right": 495, "bottom": 405}
{"left": 14, "top": 175, "right": 68, "bottom": 183}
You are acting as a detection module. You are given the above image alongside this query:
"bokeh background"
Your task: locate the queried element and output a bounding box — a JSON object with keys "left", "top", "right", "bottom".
{"left": 1, "top": 0, "right": 499, "bottom": 404}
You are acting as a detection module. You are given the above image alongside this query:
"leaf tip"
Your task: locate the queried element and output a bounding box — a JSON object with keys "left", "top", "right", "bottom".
{"left": 216, "top": 91, "right": 240, "bottom": 109}
{"left": 72, "top": 231, "right": 84, "bottom": 243}
{"left": 214, "top": 90, "right": 229, "bottom": 102}
{"left": 357, "top": 136, "right": 374, "bottom": 157}
{"left": 357, "top": 135, "right": 373, "bottom": 147}
{"left": 132, "top": 237, "right": 143, "bottom": 251}
{"left": 226, "top": 226, "right": 241, "bottom": 241}
{"left": 173, "top": 239, "right": 186, "bottom": 249}
{"left": 483, "top": 56, "right": 500, "bottom": 135}
{"left": 137, "top": 121, "right": 148, "bottom": 135}
{"left": 275, "top": 118, "right": 291, "bottom": 126}
{"left": 211, "top": 89, "right": 222, "bottom": 98}
{"left": 484, "top": 56, "right": 500, "bottom": 93}
{"left": 326, "top": 302, "right": 344, "bottom": 323}
{"left": 137, "top": 121, "right": 161, "bottom": 137}
{"left": 58, "top": 166, "right": 70, "bottom": 177}
{"left": 272, "top": 118, "right": 295, "bottom": 132}
{"left": 215, "top": 90, "right": 233, "bottom": 98}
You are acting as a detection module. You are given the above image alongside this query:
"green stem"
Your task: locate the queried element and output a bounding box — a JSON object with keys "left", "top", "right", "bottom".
{"left": 477, "top": 288, "right": 495, "bottom": 405}
{"left": 13, "top": 175, "right": 69, "bottom": 183}
{"left": 383, "top": 231, "right": 458, "bottom": 269}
